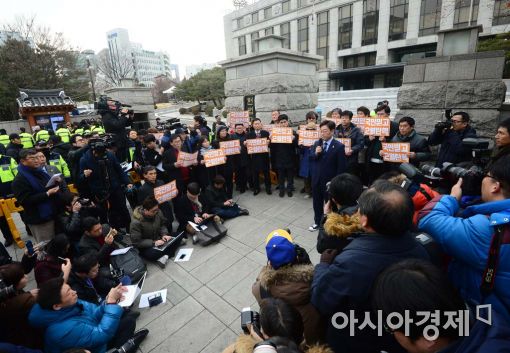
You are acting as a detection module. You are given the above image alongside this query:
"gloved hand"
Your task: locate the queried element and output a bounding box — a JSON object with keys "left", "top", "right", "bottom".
{"left": 320, "top": 249, "right": 339, "bottom": 264}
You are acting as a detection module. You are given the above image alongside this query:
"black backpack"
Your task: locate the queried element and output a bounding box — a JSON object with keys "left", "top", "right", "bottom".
{"left": 110, "top": 247, "right": 147, "bottom": 283}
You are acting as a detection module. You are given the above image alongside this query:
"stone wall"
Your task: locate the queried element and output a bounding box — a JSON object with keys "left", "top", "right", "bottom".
{"left": 397, "top": 50, "right": 506, "bottom": 137}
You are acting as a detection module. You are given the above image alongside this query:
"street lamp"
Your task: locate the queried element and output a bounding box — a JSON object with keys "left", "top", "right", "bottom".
{"left": 86, "top": 57, "right": 97, "bottom": 102}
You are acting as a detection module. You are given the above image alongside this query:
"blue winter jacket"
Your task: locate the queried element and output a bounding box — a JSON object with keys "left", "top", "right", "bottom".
{"left": 418, "top": 196, "right": 510, "bottom": 321}
{"left": 28, "top": 300, "right": 123, "bottom": 353}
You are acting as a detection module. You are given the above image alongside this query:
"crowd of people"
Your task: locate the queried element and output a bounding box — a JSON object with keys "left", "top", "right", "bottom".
{"left": 0, "top": 98, "right": 509, "bottom": 353}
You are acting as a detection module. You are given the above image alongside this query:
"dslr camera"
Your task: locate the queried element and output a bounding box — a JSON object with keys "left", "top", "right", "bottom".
{"left": 241, "top": 307, "right": 261, "bottom": 336}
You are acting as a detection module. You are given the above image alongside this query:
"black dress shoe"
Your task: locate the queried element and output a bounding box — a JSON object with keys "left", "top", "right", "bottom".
{"left": 239, "top": 208, "right": 250, "bottom": 216}
{"left": 121, "top": 328, "right": 149, "bottom": 353}
{"left": 279, "top": 190, "right": 285, "bottom": 197}
{"left": 253, "top": 189, "right": 260, "bottom": 196}
{"left": 287, "top": 191, "right": 293, "bottom": 197}
{"left": 266, "top": 188, "right": 272, "bottom": 195}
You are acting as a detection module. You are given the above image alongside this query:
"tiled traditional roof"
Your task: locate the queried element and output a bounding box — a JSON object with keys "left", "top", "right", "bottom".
{"left": 17, "top": 89, "right": 75, "bottom": 109}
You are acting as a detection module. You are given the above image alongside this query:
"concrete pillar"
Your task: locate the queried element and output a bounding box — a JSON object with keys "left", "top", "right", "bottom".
{"left": 406, "top": 0, "right": 421, "bottom": 39}
{"left": 309, "top": 14, "right": 317, "bottom": 54}
{"left": 290, "top": 0, "right": 297, "bottom": 10}
{"left": 376, "top": 0, "right": 390, "bottom": 65}
{"left": 352, "top": 0, "right": 363, "bottom": 48}
{"left": 328, "top": 7, "right": 339, "bottom": 69}
{"left": 246, "top": 33, "right": 253, "bottom": 55}
{"left": 290, "top": 19, "right": 299, "bottom": 51}
{"left": 478, "top": 0, "right": 494, "bottom": 34}
{"left": 440, "top": 0, "right": 455, "bottom": 30}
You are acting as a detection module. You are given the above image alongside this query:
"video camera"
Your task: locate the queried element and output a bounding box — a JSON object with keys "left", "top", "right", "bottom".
{"left": 434, "top": 109, "right": 453, "bottom": 131}
{"left": 241, "top": 307, "right": 261, "bottom": 336}
{"left": 95, "top": 95, "right": 132, "bottom": 116}
{"left": 89, "top": 134, "right": 116, "bottom": 156}
{"left": 158, "top": 118, "right": 184, "bottom": 132}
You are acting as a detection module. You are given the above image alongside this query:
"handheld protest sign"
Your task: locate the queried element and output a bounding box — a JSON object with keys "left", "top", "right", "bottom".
{"left": 271, "top": 127, "right": 293, "bottom": 144}
{"left": 247, "top": 138, "right": 269, "bottom": 154}
{"left": 219, "top": 140, "right": 241, "bottom": 155}
{"left": 177, "top": 151, "right": 198, "bottom": 167}
{"left": 364, "top": 117, "right": 390, "bottom": 137}
{"left": 336, "top": 138, "right": 352, "bottom": 154}
{"left": 381, "top": 142, "right": 410, "bottom": 163}
{"left": 204, "top": 149, "right": 227, "bottom": 167}
{"left": 298, "top": 128, "right": 320, "bottom": 147}
{"left": 154, "top": 181, "right": 178, "bottom": 203}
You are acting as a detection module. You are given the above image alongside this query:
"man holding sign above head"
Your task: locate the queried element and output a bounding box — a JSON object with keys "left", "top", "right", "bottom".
{"left": 246, "top": 118, "right": 272, "bottom": 196}
{"left": 309, "top": 120, "right": 347, "bottom": 231}
{"left": 271, "top": 114, "right": 298, "bottom": 198}
{"left": 336, "top": 110, "right": 364, "bottom": 175}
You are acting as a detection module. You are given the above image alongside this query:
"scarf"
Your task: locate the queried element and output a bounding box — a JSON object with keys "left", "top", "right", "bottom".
{"left": 17, "top": 164, "right": 54, "bottom": 220}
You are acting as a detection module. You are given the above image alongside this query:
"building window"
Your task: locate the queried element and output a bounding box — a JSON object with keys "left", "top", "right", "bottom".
{"left": 384, "top": 71, "right": 403, "bottom": 87}
{"left": 453, "top": 0, "right": 479, "bottom": 28}
{"left": 298, "top": 17, "right": 309, "bottom": 52}
{"left": 493, "top": 0, "right": 510, "bottom": 25}
{"left": 362, "top": 0, "right": 379, "bottom": 45}
{"left": 252, "top": 11, "right": 259, "bottom": 24}
{"left": 297, "top": 0, "right": 307, "bottom": 8}
{"left": 252, "top": 31, "right": 260, "bottom": 53}
{"left": 238, "top": 36, "right": 246, "bottom": 55}
{"left": 389, "top": 0, "right": 408, "bottom": 41}
{"left": 282, "top": 0, "right": 290, "bottom": 13}
{"left": 343, "top": 52, "right": 376, "bottom": 69}
{"left": 339, "top": 4, "right": 353, "bottom": 49}
{"left": 419, "top": 0, "right": 442, "bottom": 36}
{"left": 317, "top": 11, "right": 329, "bottom": 69}
{"left": 280, "top": 22, "right": 291, "bottom": 49}
{"left": 264, "top": 7, "right": 273, "bottom": 20}
{"left": 236, "top": 18, "right": 242, "bottom": 29}
{"left": 265, "top": 27, "right": 274, "bottom": 36}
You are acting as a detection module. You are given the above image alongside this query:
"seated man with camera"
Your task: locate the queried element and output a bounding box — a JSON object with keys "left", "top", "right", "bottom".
{"left": 418, "top": 155, "right": 510, "bottom": 321}
{"left": 428, "top": 111, "right": 477, "bottom": 167}
{"left": 78, "top": 138, "right": 133, "bottom": 231}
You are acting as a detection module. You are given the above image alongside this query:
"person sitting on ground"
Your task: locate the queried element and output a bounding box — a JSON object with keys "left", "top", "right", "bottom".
{"left": 372, "top": 258, "right": 510, "bottom": 353}
{"left": 202, "top": 175, "right": 249, "bottom": 220}
{"left": 78, "top": 217, "right": 118, "bottom": 296}
{"left": 0, "top": 263, "right": 44, "bottom": 349}
{"left": 130, "top": 196, "right": 183, "bottom": 269}
{"left": 67, "top": 252, "right": 103, "bottom": 305}
{"left": 173, "top": 182, "right": 220, "bottom": 244}
{"left": 252, "top": 229, "right": 323, "bottom": 345}
{"left": 136, "top": 166, "right": 174, "bottom": 230}
{"left": 28, "top": 277, "right": 148, "bottom": 353}
{"left": 34, "top": 234, "right": 72, "bottom": 287}
{"left": 316, "top": 173, "right": 364, "bottom": 254}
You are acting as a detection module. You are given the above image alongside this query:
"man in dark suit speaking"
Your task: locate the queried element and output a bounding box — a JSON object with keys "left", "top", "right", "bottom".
{"left": 309, "top": 120, "right": 347, "bottom": 231}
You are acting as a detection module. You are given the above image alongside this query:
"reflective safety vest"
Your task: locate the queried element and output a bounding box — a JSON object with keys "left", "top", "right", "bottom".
{"left": 55, "top": 128, "right": 71, "bottom": 143}
{"left": 128, "top": 146, "right": 135, "bottom": 163}
{"left": 35, "top": 130, "right": 50, "bottom": 142}
{"left": 0, "top": 134, "right": 10, "bottom": 147}
{"left": 74, "top": 128, "right": 90, "bottom": 136}
{"left": 19, "top": 132, "right": 34, "bottom": 148}
{"left": 0, "top": 155, "right": 18, "bottom": 183}
{"left": 91, "top": 125, "right": 105, "bottom": 134}
{"left": 48, "top": 153, "right": 71, "bottom": 178}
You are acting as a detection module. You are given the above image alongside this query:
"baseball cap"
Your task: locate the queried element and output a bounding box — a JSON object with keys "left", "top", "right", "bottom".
{"left": 9, "top": 133, "right": 20, "bottom": 140}
{"left": 265, "top": 229, "right": 296, "bottom": 270}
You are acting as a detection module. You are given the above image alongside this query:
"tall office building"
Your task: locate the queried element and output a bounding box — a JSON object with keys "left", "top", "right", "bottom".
{"left": 106, "top": 28, "right": 173, "bottom": 87}
{"left": 224, "top": 0, "right": 509, "bottom": 91}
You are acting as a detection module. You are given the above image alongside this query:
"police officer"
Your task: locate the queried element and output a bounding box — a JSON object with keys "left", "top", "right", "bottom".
{"left": 74, "top": 122, "right": 91, "bottom": 136}
{"left": 0, "top": 153, "right": 18, "bottom": 246}
{"left": 19, "top": 127, "right": 34, "bottom": 148}
{"left": 90, "top": 121, "right": 106, "bottom": 135}
{"left": 34, "top": 126, "right": 50, "bottom": 142}
{"left": 0, "top": 129, "right": 10, "bottom": 148}
{"left": 35, "top": 141, "right": 71, "bottom": 180}
{"left": 55, "top": 123, "right": 71, "bottom": 143}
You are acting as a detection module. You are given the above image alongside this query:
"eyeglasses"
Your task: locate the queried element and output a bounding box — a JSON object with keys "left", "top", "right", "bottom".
{"left": 451, "top": 119, "right": 464, "bottom": 124}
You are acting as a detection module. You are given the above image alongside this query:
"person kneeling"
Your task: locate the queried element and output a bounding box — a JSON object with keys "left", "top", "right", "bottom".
{"left": 130, "top": 196, "right": 183, "bottom": 269}
{"left": 202, "top": 175, "right": 249, "bottom": 220}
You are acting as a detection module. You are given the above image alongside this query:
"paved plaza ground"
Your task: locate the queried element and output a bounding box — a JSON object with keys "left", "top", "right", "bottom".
{"left": 6, "top": 179, "right": 321, "bottom": 353}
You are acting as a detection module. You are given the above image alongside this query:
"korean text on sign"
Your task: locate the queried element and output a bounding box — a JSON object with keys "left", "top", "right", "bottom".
{"left": 298, "top": 128, "right": 320, "bottom": 147}
{"left": 228, "top": 111, "right": 250, "bottom": 128}
{"left": 382, "top": 142, "right": 410, "bottom": 163}
{"left": 351, "top": 116, "right": 366, "bottom": 133}
{"left": 153, "top": 181, "right": 178, "bottom": 203}
{"left": 219, "top": 140, "right": 241, "bottom": 155}
{"left": 336, "top": 138, "right": 352, "bottom": 154}
{"left": 246, "top": 138, "right": 269, "bottom": 154}
{"left": 364, "top": 117, "right": 391, "bottom": 137}
{"left": 271, "top": 127, "right": 293, "bottom": 144}
{"left": 203, "top": 149, "right": 226, "bottom": 167}
{"left": 177, "top": 151, "right": 198, "bottom": 167}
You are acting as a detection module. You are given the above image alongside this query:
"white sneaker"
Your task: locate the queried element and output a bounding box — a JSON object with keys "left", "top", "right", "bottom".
{"left": 156, "top": 255, "right": 169, "bottom": 269}
{"left": 308, "top": 224, "right": 319, "bottom": 231}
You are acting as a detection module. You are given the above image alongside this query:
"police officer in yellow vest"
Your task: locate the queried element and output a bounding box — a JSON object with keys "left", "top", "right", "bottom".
{"left": 35, "top": 141, "right": 71, "bottom": 180}
{"left": 19, "top": 127, "right": 34, "bottom": 148}
{"left": 74, "top": 123, "right": 91, "bottom": 136}
{"left": 55, "top": 123, "right": 71, "bottom": 143}
{"left": 0, "top": 129, "right": 10, "bottom": 148}
{"left": 90, "top": 122, "right": 106, "bottom": 135}
{"left": 0, "top": 153, "right": 18, "bottom": 246}
{"left": 33, "top": 125, "right": 50, "bottom": 142}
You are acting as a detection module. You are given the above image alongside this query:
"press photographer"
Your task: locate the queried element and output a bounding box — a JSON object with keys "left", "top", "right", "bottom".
{"left": 428, "top": 111, "right": 477, "bottom": 167}
{"left": 417, "top": 155, "right": 510, "bottom": 321}
{"left": 78, "top": 137, "right": 133, "bottom": 231}
{"left": 97, "top": 96, "right": 133, "bottom": 162}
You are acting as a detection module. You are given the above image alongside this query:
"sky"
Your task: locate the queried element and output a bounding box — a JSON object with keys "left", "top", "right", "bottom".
{"left": 0, "top": 0, "right": 244, "bottom": 78}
